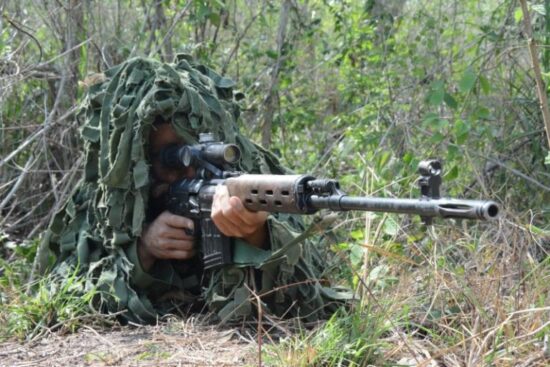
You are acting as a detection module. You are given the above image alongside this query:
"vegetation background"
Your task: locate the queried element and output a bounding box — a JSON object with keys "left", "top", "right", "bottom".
{"left": 0, "top": 0, "right": 549, "bottom": 365}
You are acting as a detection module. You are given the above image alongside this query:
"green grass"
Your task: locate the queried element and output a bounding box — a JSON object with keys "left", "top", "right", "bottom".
{"left": 263, "top": 306, "right": 389, "bottom": 366}
{"left": 1, "top": 221, "right": 548, "bottom": 366}
{"left": 263, "top": 218, "right": 550, "bottom": 366}
{"left": 0, "top": 236, "right": 99, "bottom": 341}
{"left": 135, "top": 343, "right": 171, "bottom": 361}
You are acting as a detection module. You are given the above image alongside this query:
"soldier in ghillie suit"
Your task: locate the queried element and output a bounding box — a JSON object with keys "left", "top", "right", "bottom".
{"left": 36, "top": 55, "right": 349, "bottom": 324}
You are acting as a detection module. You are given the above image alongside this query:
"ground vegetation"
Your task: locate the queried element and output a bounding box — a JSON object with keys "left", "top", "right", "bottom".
{"left": 0, "top": 1, "right": 549, "bottom": 365}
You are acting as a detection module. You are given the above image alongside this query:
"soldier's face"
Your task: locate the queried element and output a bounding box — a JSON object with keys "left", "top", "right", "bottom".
{"left": 149, "top": 122, "right": 195, "bottom": 184}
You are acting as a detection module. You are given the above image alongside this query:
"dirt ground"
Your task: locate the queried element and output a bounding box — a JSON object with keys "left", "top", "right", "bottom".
{"left": 0, "top": 318, "right": 258, "bottom": 367}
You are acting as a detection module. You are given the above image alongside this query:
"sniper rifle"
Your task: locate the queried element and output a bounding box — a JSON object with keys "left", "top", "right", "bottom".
{"left": 161, "top": 133, "right": 500, "bottom": 269}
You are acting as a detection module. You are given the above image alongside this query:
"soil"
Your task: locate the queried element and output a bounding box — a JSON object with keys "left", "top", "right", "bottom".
{"left": 0, "top": 318, "right": 257, "bottom": 367}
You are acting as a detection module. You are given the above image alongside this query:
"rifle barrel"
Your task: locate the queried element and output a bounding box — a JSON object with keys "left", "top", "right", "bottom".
{"left": 308, "top": 195, "right": 499, "bottom": 220}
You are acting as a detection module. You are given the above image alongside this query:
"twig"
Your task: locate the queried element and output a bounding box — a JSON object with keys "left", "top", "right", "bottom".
{"left": 82, "top": 325, "right": 115, "bottom": 347}
{"left": 26, "top": 156, "right": 83, "bottom": 240}
{"left": 261, "top": 0, "right": 291, "bottom": 148}
{"left": 2, "top": 14, "right": 43, "bottom": 64}
{"left": 245, "top": 283, "right": 263, "bottom": 367}
{"left": 221, "top": 1, "right": 267, "bottom": 75}
{"left": 0, "top": 128, "right": 47, "bottom": 170}
{"left": 462, "top": 134, "right": 541, "bottom": 196}
{"left": 24, "top": 38, "right": 91, "bottom": 74}
{"left": 0, "top": 104, "right": 77, "bottom": 170}
{"left": 0, "top": 157, "right": 78, "bottom": 230}
{"left": 149, "top": 1, "right": 192, "bottom": 59}
{"left": 0, "top": 155, "right": 37, "bottom": 214}
{"left": 415, "top": 124, "right": 550, "bottom": 192}
{"left": 519, "top": 0, "right": 550, "bottom": 149}
{"left": 508, "top": 306, "right": 550, "bottom": 316}
{"left": 359, "top": 242, "right": 420, "bottom": 266}
{"left": 486, "top": 157, "right": 550, "bottom": 191}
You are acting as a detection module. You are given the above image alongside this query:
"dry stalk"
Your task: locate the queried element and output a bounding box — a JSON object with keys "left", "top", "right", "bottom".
{"left": 519, "top": 0, "right": 550, "bottom": 150}
{"left": 245, "top": 282, "right": 264, "bottom": 367}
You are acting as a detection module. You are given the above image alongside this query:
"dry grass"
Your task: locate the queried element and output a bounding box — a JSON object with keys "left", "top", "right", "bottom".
{"left": 0, "top": 317, "right": 256, "bottom": 367}
{"left": 1, "top": 2, "right": 549, "bottom": 365}
{"left": 260, "top": 213, "right": 549, "bottom": 366}
{"left": 362, "top": 216, "right": 550, "bottom": 366}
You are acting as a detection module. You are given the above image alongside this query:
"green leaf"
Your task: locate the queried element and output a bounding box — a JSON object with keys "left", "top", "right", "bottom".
{"left": 545, "top": 151, "right": 550, "bottom": 165}
{"left": 196, "top": 2, "right": 211, "bottom": 20}
{"left": 383, "top": 216, "right": 399, "bottom": 236}
{"left": 447, "top": 145, "right": 460, "bottom": 161}
{"left": 208, "top": 12, "right": 221, "bottom": 26}
{"left": 367, "top": 264, "right": 389, "bottom": 283}
{"left": 428, "top": 80, "right": 445, "bottom": 106}
{"left": 459, "top": 68, "right": 477, "bottom": 93}
{"left": 332, "top": 242, "right": 350, "bottom": 253}
{"left": 479, "top": 75, "right": 492, "bottom": 94}
{"left": 443, "top": 92, "right": 458, "bottom": 109}
{"left": 474, "top": 106, "right": 491, "bottom": 120}
{"left": 350, "top": 243, "right": 364, "bottom": 267}
{"left": 422, "top": 112, "right": 440, "bottom": 127}
{"left": 430, "top": 132, "right": 445, "bottom": 143}
{"left": 350, "top": 229, "right": 364, "bottom": 241}
{"left": 529, "top": 224, "right": 550, "bottom": 235}
{"left": 445, "top": 165, "right": 459, "bottom": 181}
{"left": 403, "top": 152, "right": 413, "bottom": 164}
{"left": 514, "top": 7, "right": 523, "bottom": 23}
{"left": 426, "top": 18, "right": 436, "bottom": 29}
{"left": 265, "top": 50, "right": 279, "bottom": 59}
{"left": 531, "top": 4, "right": 546, "bottom": 16}
{"left": 377, "top": 151, "right": 391, "bottom": 169}
{"left": 453, "top": 119, "right": 470, "bottom": 144}
{"left": 434, "top": 118, "right": 449, "bottom": 130}
{"left": 213, "top": 0, "right": 226, "bottom": 8}
{"left": 423, "top": 114, "right": 449, "bottom": 132}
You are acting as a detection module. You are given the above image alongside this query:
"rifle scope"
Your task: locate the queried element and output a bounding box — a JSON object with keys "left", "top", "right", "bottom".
{"left": 161, "top": 133, "right": 241, "bottom": 169}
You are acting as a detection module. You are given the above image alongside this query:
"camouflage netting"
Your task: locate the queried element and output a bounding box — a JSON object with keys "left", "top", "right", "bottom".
{"left": 36, "top": 55, "right": 349, "bottom": 324}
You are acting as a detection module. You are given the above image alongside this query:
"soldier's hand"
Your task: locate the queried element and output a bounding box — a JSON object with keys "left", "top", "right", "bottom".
{"left": 211, "top": 185, "right": 269, "bottom": 249}
{"left": 138, "top": 211, "right": 196, "bottom": 271}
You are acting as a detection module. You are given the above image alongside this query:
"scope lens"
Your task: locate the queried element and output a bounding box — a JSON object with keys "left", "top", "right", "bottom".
{"left": 223, "top": 145, "right": 241, "bottom": 163}
{"left": 181, "top": 146, "right": 193, "bottom": 167}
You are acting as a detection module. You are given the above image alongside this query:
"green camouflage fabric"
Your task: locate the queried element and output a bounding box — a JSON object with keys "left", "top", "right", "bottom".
{"left": 38, "top": 55, "right": 349, "bottom": 324}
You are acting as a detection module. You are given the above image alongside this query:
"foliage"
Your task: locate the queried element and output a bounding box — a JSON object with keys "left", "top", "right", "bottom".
{"left": 0, "top": 0, "right": 549, "bottom": 364}
{"left": 264, "top": 306, "right": 389, "bottom": 366}
{"left": 0, "top": 236, "right": 100, "bottom": 341}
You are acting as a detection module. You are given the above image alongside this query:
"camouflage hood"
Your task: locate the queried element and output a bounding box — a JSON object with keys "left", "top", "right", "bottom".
{"left": 38, "top": 55, "right": 348, "bottom": 324}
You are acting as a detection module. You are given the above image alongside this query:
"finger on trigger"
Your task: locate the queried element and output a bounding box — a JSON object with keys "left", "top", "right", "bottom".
{"left": 167, "top": 214, "right": 194, "bottom": 231}
{"left": 165, "top": 239, "right": 194, "bottom": 251}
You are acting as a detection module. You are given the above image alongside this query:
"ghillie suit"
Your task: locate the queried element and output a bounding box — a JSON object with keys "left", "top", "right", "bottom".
{"left": 37, "top": 56, "right": 349, "bottom": 324}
